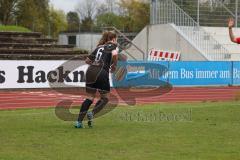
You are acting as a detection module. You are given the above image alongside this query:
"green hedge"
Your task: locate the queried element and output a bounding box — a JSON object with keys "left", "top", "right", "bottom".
{"left": 0, "top": 25, "right": 31, "bottom": 32}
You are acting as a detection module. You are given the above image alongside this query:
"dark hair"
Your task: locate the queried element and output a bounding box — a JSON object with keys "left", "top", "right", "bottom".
{"left": 98, "top": 31, "right": 109, "bottom": 46}
{"left": 106, "top": 31, "right": 117, "bottom": 42}
{"left": 97, "top": 31, "right": 117, "bottom": 46}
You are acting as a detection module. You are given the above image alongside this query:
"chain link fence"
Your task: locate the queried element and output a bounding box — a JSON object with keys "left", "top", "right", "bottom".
{"left": 150, "top": 0, "right": 232, "bottom": 60}
{"left": 173, "top": 0, "right": 239, "bottom": 27}
{"left": 151, "top": 0, "right": 239, "bottom": 27}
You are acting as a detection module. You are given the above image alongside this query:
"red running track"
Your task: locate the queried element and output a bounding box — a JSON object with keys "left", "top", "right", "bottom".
{"left": 0, "top": 87, "right": 240, "bottom": 110}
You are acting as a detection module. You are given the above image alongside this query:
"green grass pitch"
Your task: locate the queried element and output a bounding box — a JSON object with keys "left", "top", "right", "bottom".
{"left": 0, "top": 101, "right": 240, "bottom": 160}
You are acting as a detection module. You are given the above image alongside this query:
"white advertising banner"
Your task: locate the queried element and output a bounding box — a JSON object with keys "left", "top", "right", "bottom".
{"left": 0, "top": 60, "right": 114, "bottom": 89}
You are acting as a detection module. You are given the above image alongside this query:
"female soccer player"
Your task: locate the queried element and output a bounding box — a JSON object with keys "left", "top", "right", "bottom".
{"left": 75, "top": 31, "right": 118, "bottom": 128}
{"left": 228, "top": 18, "right": 240, "bottom": 44}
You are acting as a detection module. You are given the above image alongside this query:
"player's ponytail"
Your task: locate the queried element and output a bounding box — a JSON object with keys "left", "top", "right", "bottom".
{"left": 98, "top": 31, "right": 109, "bottom": 46}
{"left": 107, "top": 31, "right": 117, "bottom": 42}
{"left": 98, "top": 31, "right": 117, "bottom": 47}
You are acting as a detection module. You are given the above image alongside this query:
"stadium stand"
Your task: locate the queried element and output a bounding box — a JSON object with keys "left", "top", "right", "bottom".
{"left": 203, "top": 27, "right": 240, "bottom": 58}
{"left": 0, "top": 32, "right": 88, "bottom": 60}
{"left": 126, "top": 0, "right": 240, "bottom": 61}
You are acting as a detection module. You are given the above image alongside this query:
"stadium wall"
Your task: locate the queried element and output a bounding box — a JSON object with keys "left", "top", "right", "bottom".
{"left": 114, "top": 61, "right": 240, "bottom": 87}
{"left": 127, "top": 24, "right": 208, "bottom": 61}
{"left": 58, "top": 33, "right": 102, "bottom": 51}
{"left": 1, "top": 60, "right": 240, "bottom": 89}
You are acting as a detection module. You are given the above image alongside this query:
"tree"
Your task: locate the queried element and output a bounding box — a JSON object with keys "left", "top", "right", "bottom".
{"left": 80, "top": 17, "right": 94, "bottom": 32}
{"left": 96, "top": 3, "right": 108, "bottom": 15}
{"left": 49, "top": 7, "right": 67, "bottom": 38}
{"left": 0, "top": 0, "right": 19, "bottom": 25}
{"left": 76, "top": 0, "right": 99, "bottom": 32}
{"left": 16, "top": 0, "right": 49, "bottom": 34}
{"left": 96, "top": 12, "right": 125, "bottom": 30}
{"left": 119, "top": 0, "right": 150, "bottom": 32}
{"left": 76, "top": 0, "right": 98, "bottom": 20}
{"left": 0, "top": 0, "right": 67, "bottom": 37}
{"left": 67, "top": 11, "right": 80, "bottom": 31}
{"left": 105, "top": 0, "right": 117, "bottom": 13}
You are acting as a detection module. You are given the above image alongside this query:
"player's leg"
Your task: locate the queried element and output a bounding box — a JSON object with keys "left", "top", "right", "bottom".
{"left": 87, "top": 92, "right": 109, "bottom": 128}
{"left": 75, "top": 87, "right": 96, "bottom": 128}
{"left": 92, "top": 92, "right": 109, "bottom": 115}
{"left": 75, "top": 64, "right": 102, "bottom": 128}
{"left": 86, "top": 68, "right": 110, "bottom": 128}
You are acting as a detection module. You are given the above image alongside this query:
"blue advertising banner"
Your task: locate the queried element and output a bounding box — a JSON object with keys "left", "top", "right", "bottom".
{"left": 113, "top": 61, "right": 240, "bottom": 87}
{"left": 168, "top": 62, "right": 232, "bottom": 86}
{"left": 113, "top": 61, "right": 170, "bottom": 87}
{"left": 233, "top": 62, "right": 240, "bottom": 85}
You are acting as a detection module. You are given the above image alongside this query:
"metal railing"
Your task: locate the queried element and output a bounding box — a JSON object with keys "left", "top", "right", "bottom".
{"left": 173, "top": 0, "right": 239, "bottom": 27}
{"left": 151, "top": 0, "right": 231, "bottom": 61}
{"left": 102, "top": 27, "right": 145, "bottom": 60}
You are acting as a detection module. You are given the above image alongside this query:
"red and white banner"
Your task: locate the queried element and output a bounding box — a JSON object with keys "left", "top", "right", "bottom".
{"left": 148, "top": 49, "right": 181, "bottom": 61}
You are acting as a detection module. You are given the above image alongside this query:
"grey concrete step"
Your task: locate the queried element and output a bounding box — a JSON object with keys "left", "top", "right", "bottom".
{"left": 0, "top": 31, "right": 42, "bottom": 38}
{"left": 0, "top": 43, "right": 74, "bottom": 49}
{"left": 0, "top": 37, "right": 57, "bottom": 44}
{"left": 0, "top": 48, "right": 87, "bottom": 55}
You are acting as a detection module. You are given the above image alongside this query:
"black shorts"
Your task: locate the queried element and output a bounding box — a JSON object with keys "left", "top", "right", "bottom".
{"left": 86, "top": 65, "right": 110, "bottom": 94}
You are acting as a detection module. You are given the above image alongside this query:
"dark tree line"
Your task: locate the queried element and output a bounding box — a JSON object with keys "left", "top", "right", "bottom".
{"left": 0, "top": 0, "right": 150, "bottom": 36}
{"left": 0, "top": 0, "right": 66, "bottom": 37}
{"left": 66, "top": 0, "right": 150, "bottom": 33}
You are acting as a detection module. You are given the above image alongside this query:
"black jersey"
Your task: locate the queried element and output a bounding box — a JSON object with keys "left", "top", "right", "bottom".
{"left": 88, "top": 43, "right": 117, "bottom": 72}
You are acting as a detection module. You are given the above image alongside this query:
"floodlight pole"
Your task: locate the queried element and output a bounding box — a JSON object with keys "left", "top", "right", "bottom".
{"left": 197, "top": 0, "right": 200, "bottom": 26}
{"left": 236, "top": 0, "right": 238, "bottom": 27}
{"left": 151, "top": 0, "right": 156, "bottom": 24}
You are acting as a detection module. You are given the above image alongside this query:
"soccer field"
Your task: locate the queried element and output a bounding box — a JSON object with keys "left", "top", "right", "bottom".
{"left": 0, "top": 101, "right": 240, "bottom": 160}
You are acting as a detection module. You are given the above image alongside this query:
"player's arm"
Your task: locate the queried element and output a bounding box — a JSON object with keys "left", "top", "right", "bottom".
{"left": 110, "top": 50, "right": 118, "bottom": 73}
{"left": 85, "top": 48, "right": 98, "bottom": 65}
{"left": 85, "top": 57, "right": 92, "bottom": 65}
{"left": 228, "top": 18, "right": 239, "bottom": 43}
{"left": 229, "top": 27, "right": 237, "bottom": 43}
